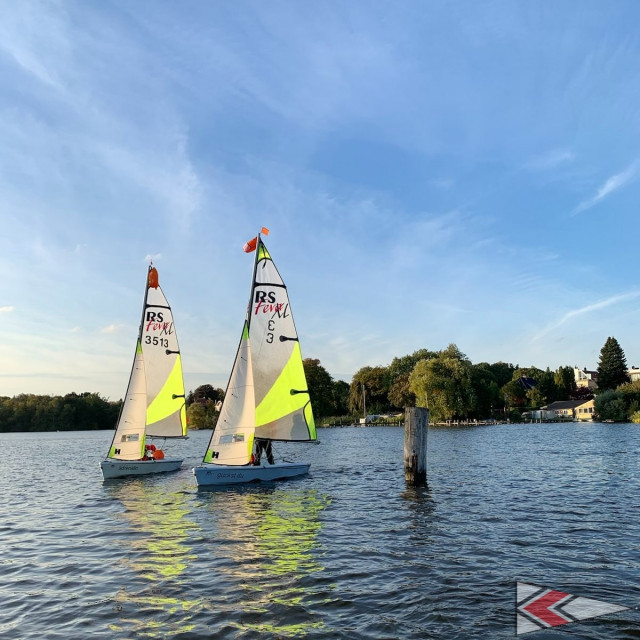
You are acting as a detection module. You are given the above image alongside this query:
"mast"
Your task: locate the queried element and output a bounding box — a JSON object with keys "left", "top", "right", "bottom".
{"left": 362, "top": 383, "right": 366, "bottom": 421}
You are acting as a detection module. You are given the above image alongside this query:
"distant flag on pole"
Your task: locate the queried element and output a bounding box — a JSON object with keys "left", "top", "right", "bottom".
{"left": 243, "top": 227, "right": 270, "bottom": 253}
{"left": 516, "top": 582, "right": 629, "bottom": 635}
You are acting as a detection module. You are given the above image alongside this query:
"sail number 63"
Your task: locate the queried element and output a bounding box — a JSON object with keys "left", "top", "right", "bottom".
{"left": 266, "top": 320, "right": 276, "bottom": 344}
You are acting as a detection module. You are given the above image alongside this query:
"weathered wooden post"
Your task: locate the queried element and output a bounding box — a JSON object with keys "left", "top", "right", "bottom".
{"left": 404, "top": 407, "right": 428, "bottom": 485}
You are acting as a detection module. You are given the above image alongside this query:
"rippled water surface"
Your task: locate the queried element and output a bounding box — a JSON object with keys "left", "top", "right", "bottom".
{"left": 1, "top": 423, "right": 640, "bottom": 639}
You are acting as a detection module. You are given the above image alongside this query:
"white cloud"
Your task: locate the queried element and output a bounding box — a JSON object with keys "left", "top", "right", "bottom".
{"left": 572, "top": 162, "right": 638, "bottom": 215}
{"left": 526, "top": 149, "right": 575, "bottom": 171}
{"left": 0, "top": 306, "right": 14, "bottom": 314}
{"left": 533, "top": 291, "right": 640, "bottom": 340}
{"left": 100, "top": 324, "right": 120, "bottom": 334}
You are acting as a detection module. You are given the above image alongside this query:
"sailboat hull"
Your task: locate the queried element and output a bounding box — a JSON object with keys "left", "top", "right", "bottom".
{"left": 193, "top": 462, "right": 310, "bottom": 487}
{"left": 100, "top": 458, "right": 183, "bottom": 480}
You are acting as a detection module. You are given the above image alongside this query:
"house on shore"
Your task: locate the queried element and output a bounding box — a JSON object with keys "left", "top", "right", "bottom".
{"left": 541, "top": 399, "right": 595, "bottom": 421}
{"left": 574, "top": 367, "right": 598, "bottom": 390}
{"left": 628, "top": 367, "right": 640, "bottom": 383}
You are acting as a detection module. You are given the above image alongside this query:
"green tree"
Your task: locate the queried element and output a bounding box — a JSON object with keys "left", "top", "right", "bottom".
{"left": 554, "top": 366, "right": 577, "bottom": 400}
{"left": 388, "top": 373, "right": 416, "bottom": 409}
{"left": 303, "top": 358, "right": 336, "bottom": 418}
{"left": 469, "top": 363, "right": 503, "bottom": 419}
{"left": 594, "top": 389, "right": 628, "bottom": 422}
{"left": 186, "top": 399, "right": 218, "bottom": 429}
{"left": 386, "top": 349, "right": 436, "bottom": 410}
{"left": 531, "top": 368, "right": 558, "bottom": 406}
{"left": 597, "top": 337, "right": 630, "bottom": 391}
{"left": 408, "top": 344, "right": 473, "bottom": 422}
{"left": 387, "top": 349, "right": 437, "bottom": 379}
{"left": 486, "top": 362, "right": 517, "bottom": 388}
{"left": 501, "top": 379, "right": 527, "bottom": 409}
{"left": 187, "top": 384, "right": 223, "bottom": 406}
{"left": 513, "top": 366, "right": 544, "bottom": 382}
{"left": 330, "top": 379, "right": 350, "bottom": 416}
{"left": 349, "top": 366, "right": 390, "bottom": 415}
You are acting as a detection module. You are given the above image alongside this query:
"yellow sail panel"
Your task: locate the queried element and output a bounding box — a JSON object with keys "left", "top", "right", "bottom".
{"left": 254, "top": 342, "right": 314, "bottom": 439}
{"left": 180, "top": 404, "right": 187, "bottom": 437}
{"left": 146, "top": 355, "right": 186, "bottom": 434}
{"left": 257, "top": 241, "right": 271, "bottom": 262}
{"left": 304, "top": 401, "right": 316, "bottom": 440}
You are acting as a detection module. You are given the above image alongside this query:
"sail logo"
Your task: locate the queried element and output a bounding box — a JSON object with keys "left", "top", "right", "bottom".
{"left": 145, "top": 311, "right": 174, "bottom": 335}
{"left": 253, "top": 291, "right": 289, "bottom": 318}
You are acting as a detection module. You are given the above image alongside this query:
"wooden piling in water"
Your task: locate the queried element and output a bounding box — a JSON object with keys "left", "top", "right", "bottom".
{"left": 404, "top": 407, "right": 428, "bottom": 485}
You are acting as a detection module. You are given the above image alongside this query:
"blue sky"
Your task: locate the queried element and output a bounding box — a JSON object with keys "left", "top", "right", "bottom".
{"left": 2, "top": 1, "right": 640, "bottom": 400}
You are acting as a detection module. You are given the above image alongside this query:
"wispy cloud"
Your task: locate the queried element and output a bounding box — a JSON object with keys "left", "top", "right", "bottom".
{"left": 572, "top": 162, "right": 638, "bottom": 215}
{"left": 429, "top": 178, "right": 454, "bottom": 189}
{"left": 145, "top": 253, "right": 162, "bottom": 263}
{"left": 534, "top": 291, "right": 640, "bottom": 340}
{"left": 0, "top": 306, "right": 14, "bottom": 314}
{"left": 527, "top": 149, "right": 575, "bottom": 171}
{"left": 100, "top": 324, "right": 120, "bottom": 334}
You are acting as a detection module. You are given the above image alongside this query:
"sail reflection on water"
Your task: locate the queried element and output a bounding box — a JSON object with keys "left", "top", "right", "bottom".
{"left": 105, "top": 481, "right": 202, "bottom": 637}
{"left": 203, "top": 486, "right": 331, "bottom": 636}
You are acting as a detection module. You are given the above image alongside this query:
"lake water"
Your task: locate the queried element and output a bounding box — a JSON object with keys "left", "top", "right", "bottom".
{"left": 1, "top": 423, "right": 639, "bottom": 639}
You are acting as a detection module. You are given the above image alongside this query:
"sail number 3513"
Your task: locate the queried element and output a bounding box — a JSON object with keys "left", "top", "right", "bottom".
{"left": 145, "top": 336, "right": 169, "bottom": 347}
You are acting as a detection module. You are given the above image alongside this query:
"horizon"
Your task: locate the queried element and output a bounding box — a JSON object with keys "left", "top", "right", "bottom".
{"left": 2, "top": 3, "right": 640, "bottom": 400}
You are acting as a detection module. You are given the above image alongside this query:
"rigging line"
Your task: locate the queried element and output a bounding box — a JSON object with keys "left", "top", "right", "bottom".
{"left": 145, "top": 303, "right": 172, "bottom": 309}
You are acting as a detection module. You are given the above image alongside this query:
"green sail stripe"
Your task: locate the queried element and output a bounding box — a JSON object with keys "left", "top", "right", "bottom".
{"left": 146, "top": 355, "right": 186, "bottom": 427}
{"left": 255, "top": 342, "right": 310, "bottom": 431}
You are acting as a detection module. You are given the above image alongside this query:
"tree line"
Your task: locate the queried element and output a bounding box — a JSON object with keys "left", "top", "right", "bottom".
{"left": 1, "top": 336, "right": 635, "bottom": 432}
{"left": 185, "top": 338, "right": 631, "bottom": 427}
{"left": 0, "top": 392, "right": 122, "bottom": 432}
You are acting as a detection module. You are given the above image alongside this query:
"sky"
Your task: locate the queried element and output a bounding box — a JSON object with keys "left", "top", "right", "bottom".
{"left": 2, "top": 1, "right": 640, "bottom": 400}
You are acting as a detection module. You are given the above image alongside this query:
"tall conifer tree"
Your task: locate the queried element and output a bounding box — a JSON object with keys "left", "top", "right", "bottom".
{"left": 596, "top": 337, "right": 630, "bottom": 390}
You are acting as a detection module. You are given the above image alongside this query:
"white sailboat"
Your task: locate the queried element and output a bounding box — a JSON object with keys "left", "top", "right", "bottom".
{"left": 101, "top": 264, "right": 187, "bottom": 480}
{"left": 193, "top": 229, "right": 316, "bottom": 487}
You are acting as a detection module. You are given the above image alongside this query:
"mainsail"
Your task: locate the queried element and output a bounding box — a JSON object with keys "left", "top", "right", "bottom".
{"left": 142, "top": 276, "right": 187, "bottom": 438}
{"left": 204, "top": 236, "right": 316, "bottom": 465}
{"left": 107, "top": 265, "right": 187, "bottom": 461}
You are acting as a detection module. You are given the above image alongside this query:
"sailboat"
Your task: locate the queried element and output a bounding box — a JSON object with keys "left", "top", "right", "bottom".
{"left": 100, "top": 264, "right": 187, "bottom": 480}
{"left": 193, "top": 229, "right": 316, "bottom": 487}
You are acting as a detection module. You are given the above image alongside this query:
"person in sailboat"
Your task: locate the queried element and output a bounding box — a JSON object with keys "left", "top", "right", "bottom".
{"left": 253, "top": 438, "right": 275, "bottom": 465}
